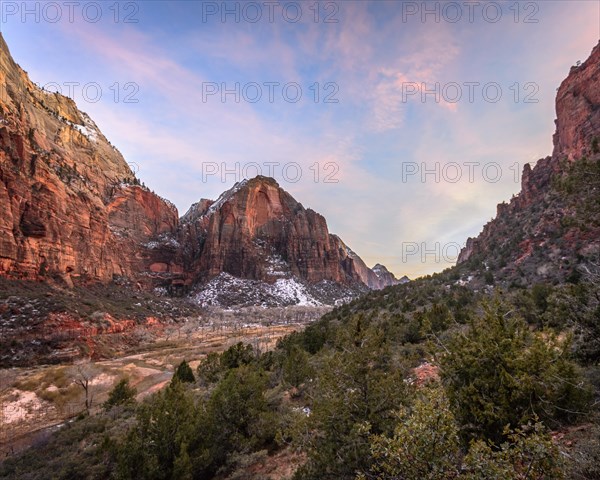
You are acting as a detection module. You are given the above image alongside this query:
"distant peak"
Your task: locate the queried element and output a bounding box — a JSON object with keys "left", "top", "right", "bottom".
{"left": 371, "top": 263, "right": 397, "bottom": 281}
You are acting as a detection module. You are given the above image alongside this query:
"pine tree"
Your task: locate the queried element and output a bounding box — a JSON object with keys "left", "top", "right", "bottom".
{"left": 104, "top": 378, "right": 136, "bottom": 410}
{"left": 173, "top": 360, "right": 195, "bottom": 383}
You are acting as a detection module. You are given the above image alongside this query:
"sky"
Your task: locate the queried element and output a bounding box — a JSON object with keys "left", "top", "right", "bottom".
{"left": 1, "top": 0, "right": 598, "bottom": 278}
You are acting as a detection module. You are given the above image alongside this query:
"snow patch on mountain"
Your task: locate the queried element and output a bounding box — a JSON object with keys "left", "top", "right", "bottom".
{"left": 193, "top": 273, "right": 321, "bottom": 308}
{"left": 67, "top": 112, "right": 101, "bottom": 143}
{"left": 265, "top": 254, "right": 289, "bottom": 277}
{"left": 271, "top": 278, "right": 321, "bottom": 306}
{"left": 192, "top": 273, "right": 364, "bottom": 308}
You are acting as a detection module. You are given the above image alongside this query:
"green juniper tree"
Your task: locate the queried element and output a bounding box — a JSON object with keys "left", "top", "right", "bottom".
{"left": 438, "top": 301, "right": 589, "bottom": 444}
{"left": 174, "top": 360, "right": 195, "bottom": 383}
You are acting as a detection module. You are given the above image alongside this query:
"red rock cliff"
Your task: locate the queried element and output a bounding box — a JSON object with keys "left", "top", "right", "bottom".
{"left": 553, "top": 42, "right": 600, "bottom": 161}
{"left": 0, "top": 33, "right": 178, "bottom": 283}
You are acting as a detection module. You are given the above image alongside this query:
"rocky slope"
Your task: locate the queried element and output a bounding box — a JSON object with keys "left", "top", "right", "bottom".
{"left": 0, "top": 33, "right": 179, "bottom": 286}
{"left": 457, "top": 41, "right": 600, "bottom": 285}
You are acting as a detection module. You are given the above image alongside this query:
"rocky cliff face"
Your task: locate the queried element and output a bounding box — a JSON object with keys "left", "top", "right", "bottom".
{"left": 553, "top": 43, "right": 600, "bottom": 162}
{"left": 457, "top": 42, "right": 600, "bottom": 284}
{"left": 179, "top": 177, "right": 399, "bottom": 293}
{"left": 0, "top": 33, "right": 179, "bottom": 284}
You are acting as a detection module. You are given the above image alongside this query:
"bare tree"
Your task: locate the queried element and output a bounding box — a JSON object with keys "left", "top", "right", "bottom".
{"left": 70, "top": 361, "right": 100, "bottom": 414}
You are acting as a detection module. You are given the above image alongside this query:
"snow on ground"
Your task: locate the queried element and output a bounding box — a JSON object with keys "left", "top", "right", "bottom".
{"left": 372, "top": 264, "right": 387, "bottom": 277}
{"left": 1, "top": 390, "right": 47, "bottom": 424}
{"left": 90, "top": 373, "right": 116, "bottom": 387}
{"left": 193, "top": 273, "right": 323, "bottom": 308}
{"left": 63, "top": 112, "right": 101, "bottom": 143}
{"left": 270, "top": 278, "right": 322, "bottom": 306}
{"left": 193, "top": 273, "right": 363, "bottom": 308}
{"left": 455, "top": 275, "right": 474, "bottom": 286}
{"left": 265, "top": 254, "right": 289, "bottom": 276}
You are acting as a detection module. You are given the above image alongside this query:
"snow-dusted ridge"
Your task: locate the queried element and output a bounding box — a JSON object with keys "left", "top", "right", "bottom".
{"left": 205, "top": 179, "right": 248, "bottom": 217}
{"left": 193, "top": 273, "right": 362, "bottom": 308}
